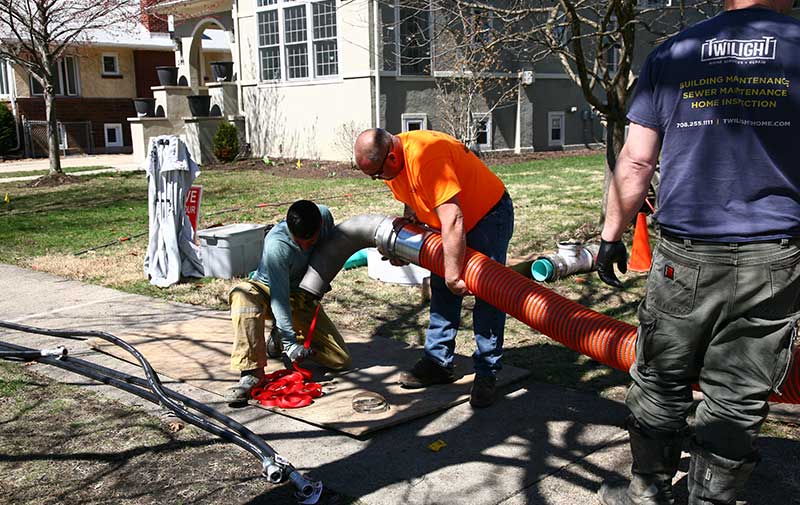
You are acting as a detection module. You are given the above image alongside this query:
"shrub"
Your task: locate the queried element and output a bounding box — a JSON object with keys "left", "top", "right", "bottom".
{"left": 213, "top": 121, "right": 239, "bottom": 162}
{"left": 0, "top": 105, "right": 16, "bottom": 155}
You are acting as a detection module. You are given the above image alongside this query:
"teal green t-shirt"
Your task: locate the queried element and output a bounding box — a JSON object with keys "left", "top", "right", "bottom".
{"left": 251, "top": 205, "right": 334, "bottom": 344}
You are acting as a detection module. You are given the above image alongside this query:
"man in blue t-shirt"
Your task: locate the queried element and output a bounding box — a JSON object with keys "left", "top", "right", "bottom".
{"left": 596, "top": 1, "right": 800, "bottom": 504}
{"left": 225, "top": 200, "right": 351, "bottom": 405}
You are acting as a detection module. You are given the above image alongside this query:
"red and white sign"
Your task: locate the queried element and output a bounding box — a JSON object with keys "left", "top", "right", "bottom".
{"left": 185, "top": 185, "right": 203, "bottom": 236}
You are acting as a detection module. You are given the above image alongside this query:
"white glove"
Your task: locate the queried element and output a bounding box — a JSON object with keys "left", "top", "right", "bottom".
{"left": 284, "top": 342, "right": 311, "bottom": 361}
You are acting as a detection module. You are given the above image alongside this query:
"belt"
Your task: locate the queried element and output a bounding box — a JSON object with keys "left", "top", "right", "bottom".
{"left": 660, "top": 231, "right": 794, "bottom": 247}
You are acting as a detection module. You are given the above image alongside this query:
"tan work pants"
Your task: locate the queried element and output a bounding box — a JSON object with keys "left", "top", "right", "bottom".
{"left": 229, "top": 280, "right": 351, "bottom": 372}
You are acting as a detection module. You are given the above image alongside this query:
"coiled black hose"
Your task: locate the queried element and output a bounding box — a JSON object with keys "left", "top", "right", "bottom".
{"left": 0, "top": 320, "right": 321, "bottom": 503}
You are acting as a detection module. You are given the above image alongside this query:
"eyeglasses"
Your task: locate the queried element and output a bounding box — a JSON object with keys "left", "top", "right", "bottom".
{"left": 370, "top": 140, "right": 393, "bottom": 180}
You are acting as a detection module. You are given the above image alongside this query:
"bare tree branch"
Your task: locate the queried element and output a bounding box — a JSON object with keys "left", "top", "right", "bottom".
{"left": 0, "top": 0, "right": 139, "bottom": 175}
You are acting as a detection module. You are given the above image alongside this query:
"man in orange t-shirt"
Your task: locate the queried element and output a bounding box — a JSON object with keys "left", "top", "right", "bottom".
{"left": 354, "top": 128, "right": 514, "bottom": 408}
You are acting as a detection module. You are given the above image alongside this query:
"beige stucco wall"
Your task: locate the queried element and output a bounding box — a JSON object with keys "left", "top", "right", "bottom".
{"left": 338, "top": 0, "right": 372, "bottom": 77}
{"left": 77, "top": 47, "right": 137, "bottom": 98}
{"left": 9, "top": 47, "right": 140, "bottom": 99}
{"left": 243, "top": 77, "right": 373, "bottom": 161}
{"left": 12, "top": 63, "right": 29, "bottom": 98}
{"left": 236, "top": 11, "right": 258, "bottom": 83}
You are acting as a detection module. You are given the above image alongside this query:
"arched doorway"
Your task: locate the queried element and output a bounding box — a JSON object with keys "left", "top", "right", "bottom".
{"left": 186, "top": 18, "right": 232, "bottom": 91}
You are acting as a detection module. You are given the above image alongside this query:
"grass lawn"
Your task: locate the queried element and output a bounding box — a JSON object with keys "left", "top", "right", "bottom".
{"left": 0, "top": 153, "right": 640, "bottom": 398}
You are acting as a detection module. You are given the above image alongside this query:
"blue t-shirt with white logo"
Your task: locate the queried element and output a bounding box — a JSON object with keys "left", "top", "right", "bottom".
{"left": 628, "top": 7, "right": 800, "bottom": 241}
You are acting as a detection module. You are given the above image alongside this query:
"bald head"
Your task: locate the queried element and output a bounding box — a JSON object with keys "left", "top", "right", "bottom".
{"left": 724, "top": 0, "right": 793, "bottom": 13}
{"left": 354, "top": 128, "right": 393, "bottom": 175}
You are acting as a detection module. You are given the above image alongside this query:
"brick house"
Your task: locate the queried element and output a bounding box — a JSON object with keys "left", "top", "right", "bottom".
{"left": 0, "top": 7, "right": 231, "bottom": 157}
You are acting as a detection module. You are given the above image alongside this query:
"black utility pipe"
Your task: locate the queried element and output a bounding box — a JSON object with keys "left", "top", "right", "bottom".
{"left": 0, "top": 321, "right": 321, "bottom": 503}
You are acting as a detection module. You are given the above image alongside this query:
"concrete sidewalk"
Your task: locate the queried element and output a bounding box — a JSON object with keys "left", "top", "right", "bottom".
{"left": 0, "top": 154, "right": 141, "bottom": 182}
{"left": 0, "top": 263, "right": 797, "bottom": 505}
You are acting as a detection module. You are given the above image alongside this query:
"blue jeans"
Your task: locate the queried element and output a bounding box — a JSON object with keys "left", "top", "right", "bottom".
{"left": 425, "top": 193, "right": 514, "bottom": 377}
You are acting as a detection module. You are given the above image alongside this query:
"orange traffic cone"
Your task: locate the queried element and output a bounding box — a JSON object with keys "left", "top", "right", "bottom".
{"left": 628, "top": 212, "right": 652, "bottom": 272}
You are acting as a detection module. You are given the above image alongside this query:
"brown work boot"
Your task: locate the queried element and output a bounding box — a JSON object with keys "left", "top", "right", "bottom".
{"left": 399, "top": 357, "right": 456, "bottom": 389}
{"left": 469, "top": 374, "right": 497, "bottom": 408}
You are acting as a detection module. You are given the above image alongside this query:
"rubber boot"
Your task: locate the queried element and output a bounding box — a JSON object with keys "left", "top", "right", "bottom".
{"left": 687, "top": 442, "right": 757, "bottom": 505}
{"left": 597, "top": 418, "right": 684, "bottom": 505}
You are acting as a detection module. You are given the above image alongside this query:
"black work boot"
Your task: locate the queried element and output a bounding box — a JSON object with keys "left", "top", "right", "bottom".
{"left": 687, "top": 441, "right": 757, "bottom": 505}
{"left": 469, "top": 374, "right": 497, "bottom": 408}
{"left": 597, "top": 418, "right": 684, "bottom": 505}
{"left": 399, "top": 356, "right": 456, "bottom": 389}
{"left": 266, "top": 326, "right": 282, "bottom": 358}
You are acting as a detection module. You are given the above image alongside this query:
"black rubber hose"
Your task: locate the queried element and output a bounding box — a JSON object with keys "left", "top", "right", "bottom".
{"left": 0, "top": 341, "right": 268, "bottom": 462}
{"left": 0, "top": 349, "right": 53, "bottom": 359}
{"left": 0, "top": 339, "right": 277, "bottom": 473}
{"left": 0, "top": 321, "right": 316, "bottom": 496}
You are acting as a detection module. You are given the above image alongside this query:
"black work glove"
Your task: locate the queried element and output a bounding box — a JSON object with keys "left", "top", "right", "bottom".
{"left": 596, "top": 239, "right": 628, "bottom": 288}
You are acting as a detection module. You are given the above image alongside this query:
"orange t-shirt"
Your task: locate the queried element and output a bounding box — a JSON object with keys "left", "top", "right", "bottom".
{"left": 386, "top": 130, "right": 506, "bottom": 231}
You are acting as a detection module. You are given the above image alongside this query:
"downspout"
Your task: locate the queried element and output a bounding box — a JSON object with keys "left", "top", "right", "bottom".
{"left": 300, "top": 215, "right": 800, "bottom": 405}
{"left": 514, "top": 73, "right": 521, "bottom": 154}
{"left": 232, "top": 1, "right": 248, "bottom": 144}
{"left": 373, "top": 0, "right": 381, "bottom": 128}
{"left": 9, "top": 61, "right": 21, "bottom": 151}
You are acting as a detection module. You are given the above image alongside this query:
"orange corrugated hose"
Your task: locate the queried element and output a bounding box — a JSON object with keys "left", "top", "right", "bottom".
{"left": 418, "top": 233, "right": 800, "bottom": 404}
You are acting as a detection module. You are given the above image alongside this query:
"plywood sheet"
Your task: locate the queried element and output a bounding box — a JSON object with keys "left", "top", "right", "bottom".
{"left": 88, "top": 312, "right": 530, "bottom": 436}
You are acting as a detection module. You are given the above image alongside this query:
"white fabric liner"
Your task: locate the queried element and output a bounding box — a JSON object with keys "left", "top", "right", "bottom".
{"left": 143, "top": 135, "right": 204, "bottom": 288}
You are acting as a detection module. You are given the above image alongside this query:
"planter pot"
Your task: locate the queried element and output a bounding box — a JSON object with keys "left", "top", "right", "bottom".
{"left": 155, "top": 66, "right": 179, "bottom": 86}
{"left": 133, "top": 98, "right": 156, "bottom": 117}
{"left": 187, "top": 95, "right": 211, "bottom": 117}
{"left": 210, "top": 61, "right": 234, "bottom": 82}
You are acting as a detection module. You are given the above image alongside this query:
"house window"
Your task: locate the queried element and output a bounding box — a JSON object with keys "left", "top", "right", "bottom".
{"left": 472, "top": 112, "right": 491, "bottom": 150}
{"left": 284, "top": 5, "right": 309, "bottom": 79}
{"left": 605, "top": 17, "right": 620, "bottom": 77}
{"left": 0, "top": 61, "right": 9, "bottom": 96}
{"left": 548, "top": 111, "right": 565, "bottom": 147}
{"left": 102, "top": 53, "right": 120, "bottom": 75}
{"left": 382, "top": 0, "right": 432, "bottom": 76}
{"left": 401, "top": 113, "right": 427, "bottom": 131}
{"left": 258, "top": 10, "right": 281, "bottom": 80}
{"left": 637, "top": 0, "right": 670, "bottom": 7}
{"left": 312, "top": 0, "right": 338, "bottom": 76}
{"left": 104, "top": 123, "right": 123, "bottom": 147}
{"left": 30, "top": 56, "right": 80, "bottom": 96}
{"left": 467, "top": 8, "right": 493, "bottom": 47}
{"left": 550, "top": 11, "right": 569, "bottom": 48}
{"left": 256, "top": 0, "right": 339, "bottom": 82}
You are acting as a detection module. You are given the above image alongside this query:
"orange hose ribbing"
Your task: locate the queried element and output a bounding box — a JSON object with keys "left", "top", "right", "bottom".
{"left": 418, "top": 233, "right": 800, "bottom": 404}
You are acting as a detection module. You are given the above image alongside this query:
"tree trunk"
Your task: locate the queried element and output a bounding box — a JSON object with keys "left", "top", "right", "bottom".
{"left": 44, "top": 88, "right": 62, "bottom": 175}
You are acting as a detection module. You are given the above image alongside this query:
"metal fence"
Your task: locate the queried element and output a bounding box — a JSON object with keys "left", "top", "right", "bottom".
{"left": 23, "top": 118, "right": 94, "bottom": 158}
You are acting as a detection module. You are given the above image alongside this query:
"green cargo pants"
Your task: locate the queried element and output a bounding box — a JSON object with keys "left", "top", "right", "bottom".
{"left": 229, "top": 280, "right": 351, "bottom": 372}
{"left": 627, "top": 235, "right": 800, "bottom": 461}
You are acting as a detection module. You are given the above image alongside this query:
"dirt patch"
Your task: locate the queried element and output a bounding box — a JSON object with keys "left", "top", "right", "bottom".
{"left": 204, "top": 157, "right": 359, "bottom": 179}
{"left": 25, "top": 173, "right": 83, "bottom": 188}
{"left": 481, "top": 147, "right": 602, "bottom": 165}
{"left": 201, "top": 147, "right": 605, "bottom": 180}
